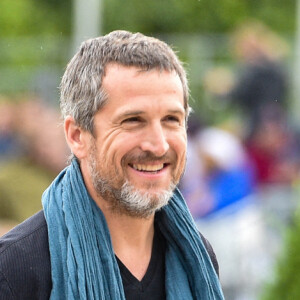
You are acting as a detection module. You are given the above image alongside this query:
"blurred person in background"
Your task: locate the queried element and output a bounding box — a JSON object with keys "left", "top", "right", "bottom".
{"left": 180, "top": 123, "right": 255, "bottom": 219}
{"left": 245, "top": 109, "right": 300, "bottom": 185}
{"left": 0, "top": 99, "right": 70, "bottom": 225}
{"left": 0, "top": 99, "right": 69, "bottom": 173}
{"left": 203, "top": 21, "right": 300, "bottom": 187}
{"left": 205, "top": 21, "right": 289, "bottom": 132}
{"left": 228, "top": 21, "right": 289, "bottom": 130}
{"left": 0, "top": 30, "right": 224, "bottom": 300}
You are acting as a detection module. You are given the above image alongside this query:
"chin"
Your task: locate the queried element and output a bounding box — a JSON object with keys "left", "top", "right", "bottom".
{"left": 115, "top": 181, "right": 176, "bottom": 218}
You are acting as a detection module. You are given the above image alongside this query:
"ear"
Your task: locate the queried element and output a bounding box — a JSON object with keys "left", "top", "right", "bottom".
{"left": 64, "top": 116, "right": 90, "bottom": 159}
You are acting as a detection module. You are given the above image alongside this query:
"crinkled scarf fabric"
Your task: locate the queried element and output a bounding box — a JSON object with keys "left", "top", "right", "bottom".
{"left": 42, "top": 159, "right": 224, "bottom": 299}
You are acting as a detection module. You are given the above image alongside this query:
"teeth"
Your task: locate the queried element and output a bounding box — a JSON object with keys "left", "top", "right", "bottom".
{"left": 133, "top": 164, "right": 164, "bottom": 172}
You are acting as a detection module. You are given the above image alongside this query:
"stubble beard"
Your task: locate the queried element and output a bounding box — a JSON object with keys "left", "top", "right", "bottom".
{"left": 88, "top": 146, "right": 177, "bottom": 218}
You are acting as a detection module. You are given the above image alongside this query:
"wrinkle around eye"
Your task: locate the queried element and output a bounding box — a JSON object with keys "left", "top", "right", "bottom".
{"left": 163, "top": 115, "right": 185, "bottom": 128}
{"left": 122, "top": 116, "right": 142, "bottom": 123}
{"left": 165, "top": 115, "right": 180, "bottom": 122}
{"left": 120, "top": 117, "right": 145, "bottom": 130}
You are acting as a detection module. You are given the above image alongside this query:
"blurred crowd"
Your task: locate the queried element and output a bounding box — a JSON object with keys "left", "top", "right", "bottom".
{"left": 0, "top": 98, "right": 69, "bottom": 173}
{"left": 181, "top": 21, "right": 299, "bottom": 219}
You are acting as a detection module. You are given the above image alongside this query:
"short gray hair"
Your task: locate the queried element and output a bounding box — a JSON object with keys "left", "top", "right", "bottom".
{"left": 60, "top": 30, "right": 189, "bottom": 133}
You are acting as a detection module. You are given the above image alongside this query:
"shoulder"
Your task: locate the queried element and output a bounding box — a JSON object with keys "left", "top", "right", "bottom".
{"left": 0, "top": 210, "right": 51, "bottom": 299}
{"left": 198, "top": 232, "right": 219, "bottom": 277}
{"left": 0, "top": 210, "right": 49, "bottom": 256}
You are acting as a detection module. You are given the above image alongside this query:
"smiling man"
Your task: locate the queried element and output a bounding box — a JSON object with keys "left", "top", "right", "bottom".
{"left": 79, "top": 65, "right": 186, "bottom": 220}
{"left": 0, "top": 31, "right": 224, "bottom": 299}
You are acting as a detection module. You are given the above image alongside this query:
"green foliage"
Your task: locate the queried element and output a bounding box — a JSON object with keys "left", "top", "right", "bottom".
{"left": 0, "top": 0, "right": 295, "bottom": 38}
{"left": 0, "top": 160, "right": 54, "bottom": 222}
{"left": 0, "top": 0, "right": 71, "bottom": 37}
{"left": 262, "top": 208, "right": 300, "bottom": 300}
{"left": 103, "top": 0, "right": 296, "bottom": 34}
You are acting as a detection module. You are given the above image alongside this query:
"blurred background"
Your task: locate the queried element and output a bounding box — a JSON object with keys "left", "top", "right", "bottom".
{"left": 1, "top": 0, "right": 300, "bottom": 299}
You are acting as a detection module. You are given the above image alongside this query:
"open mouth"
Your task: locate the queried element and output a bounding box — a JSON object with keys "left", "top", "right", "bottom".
{"left": 129, "top": 163, "right": 168, "bottom": 173}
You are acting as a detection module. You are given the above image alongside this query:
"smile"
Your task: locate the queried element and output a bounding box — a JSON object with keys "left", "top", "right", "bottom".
{"left": 130, "top": 163, "right": 165, "bottom": 172}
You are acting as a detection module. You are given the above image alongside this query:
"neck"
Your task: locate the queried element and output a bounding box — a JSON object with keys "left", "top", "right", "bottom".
{"left": 106, "top": 210, "right": 155, "bottom": 252}
{"left": 103, "top": 202, "right": 156, "bottom": 281}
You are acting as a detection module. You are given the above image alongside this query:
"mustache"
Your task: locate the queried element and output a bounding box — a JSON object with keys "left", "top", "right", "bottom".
{"left": 122, "top": 151, "right": 174, "bottom": 165}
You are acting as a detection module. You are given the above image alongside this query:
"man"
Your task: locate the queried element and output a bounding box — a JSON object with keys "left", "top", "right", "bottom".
{"left": 0, "top": 31, "right": 224, "bottom": 299}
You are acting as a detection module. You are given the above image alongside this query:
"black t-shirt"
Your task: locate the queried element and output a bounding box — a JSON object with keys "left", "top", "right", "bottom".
{"left": 0, "top": 210, "right": 219, "bottom": 300}
{"left": 116, "top": 227, "right": 166, "bottom": 300}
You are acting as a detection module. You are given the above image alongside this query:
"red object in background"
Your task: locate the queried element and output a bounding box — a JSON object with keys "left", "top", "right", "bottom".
{"left": 246, "top": 144, "right": 275, "bottom": 184}
{"left": 245, "top": 118, "right": 299, "bottom": 185}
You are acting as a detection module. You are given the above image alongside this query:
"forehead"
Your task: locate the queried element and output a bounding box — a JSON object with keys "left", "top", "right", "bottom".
{"left": 98, "top": 64, "right": 185, "bottom": 118}
{"left": 102, "top": 63, "right": 184, "bottom": 101}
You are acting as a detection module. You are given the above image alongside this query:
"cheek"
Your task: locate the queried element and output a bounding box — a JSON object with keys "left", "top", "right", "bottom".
{"left": 169, "top": 133, "right": 187, "bottom": 170}
{"left": 100, "top": 134, "right": 137, "bottom": 168}
{"left": 176, "top": 148, "right": 187, "bottom": 173}
{"left": 170, "top": 132, "right": 187, "bottom": 156}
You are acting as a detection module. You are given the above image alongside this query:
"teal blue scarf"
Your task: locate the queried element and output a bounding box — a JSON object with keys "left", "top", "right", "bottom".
{"left": 42, "top": 159, "right": 224, "bottom": 299}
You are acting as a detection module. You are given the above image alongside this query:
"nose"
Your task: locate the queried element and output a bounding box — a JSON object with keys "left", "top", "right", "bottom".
{"left": 140, "top": 123, "right": 169, "bottom": 157}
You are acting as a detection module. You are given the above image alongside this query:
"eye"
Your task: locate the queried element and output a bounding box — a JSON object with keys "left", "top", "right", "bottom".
{"left": 164, "top": 115, "right": 180, "bottom": 123}
{"left": 122, "top": 116, "right": 141, "bottom": 123}
{"left": 121, "top": 116, "right": 144, "bottom": 129}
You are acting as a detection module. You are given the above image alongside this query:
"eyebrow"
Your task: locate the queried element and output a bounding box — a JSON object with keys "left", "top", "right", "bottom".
{"left": 119, "top": 110, "right": 144, "bottom": 117}
{"left": 119, "top": 108, "right": 185, "bottom": 117}
{"left": 166, "top": 109, "right": 185, "bottom": 115}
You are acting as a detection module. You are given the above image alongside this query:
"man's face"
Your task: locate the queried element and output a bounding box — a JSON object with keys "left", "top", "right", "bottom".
{"left": 87, "top": 64, "right": 187, "bottom": 217}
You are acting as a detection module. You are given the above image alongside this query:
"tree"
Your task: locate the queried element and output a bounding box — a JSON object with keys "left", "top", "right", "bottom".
{"left": 0, "top": 0, "right": 71, "bottom": 37}
{"left": 103, "top": 0, "right": 296, "bottom": 35}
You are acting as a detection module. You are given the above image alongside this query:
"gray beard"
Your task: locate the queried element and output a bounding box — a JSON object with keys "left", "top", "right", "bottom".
{"left": 89, "top": 158, "right": 175, "bottom": 218}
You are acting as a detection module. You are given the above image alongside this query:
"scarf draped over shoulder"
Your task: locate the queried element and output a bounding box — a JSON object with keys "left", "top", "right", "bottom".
{"left": 42, "top": 159, "right": 224, "bottom": 300}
